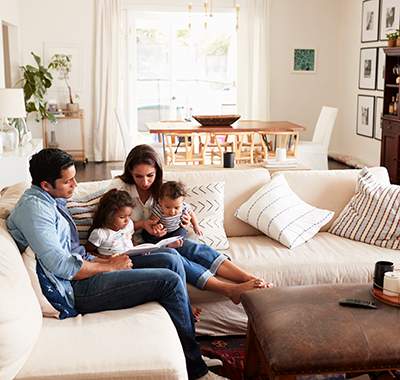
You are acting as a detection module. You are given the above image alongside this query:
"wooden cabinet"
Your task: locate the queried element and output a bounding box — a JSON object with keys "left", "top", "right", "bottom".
{"left": 381, "top": 48, "right": 400, "bottom": 184}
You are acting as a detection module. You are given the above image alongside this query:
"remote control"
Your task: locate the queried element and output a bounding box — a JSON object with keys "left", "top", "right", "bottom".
{"left": 339, "top": 299, "right": 378, "bottom": 309}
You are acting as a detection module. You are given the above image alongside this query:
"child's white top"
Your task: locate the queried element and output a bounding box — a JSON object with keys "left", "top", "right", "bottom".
{"left": 88, "top": 219, "right": 135, "bottom": 256}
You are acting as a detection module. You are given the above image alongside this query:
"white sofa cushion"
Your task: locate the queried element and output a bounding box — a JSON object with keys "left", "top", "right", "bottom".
{"left": 0, "top": 220, "right": 42, "bottom": 380}
{"left": 185, "top": 181, "right": 228, "bottom": 250}
{"left": 0, "top": 182, "right": 30, "bottom": 219}
{"left": 235, "top": 174, "right": 334, "bottom": 248}
{"left": 16, "top": 303, "right": 187, "bottom": 380}
{"left": 165, "top": 169, "right": 271, "bottom": 237}
{"left": 329, "top": 167, "right": 400, "bottom": 248}
{"left": 272, "top": 167, "right": 390, "bottom": 232}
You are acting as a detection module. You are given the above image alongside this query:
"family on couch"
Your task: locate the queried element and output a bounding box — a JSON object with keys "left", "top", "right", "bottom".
{"left": 6, "top": 145, "right": 271, "bottom": 380}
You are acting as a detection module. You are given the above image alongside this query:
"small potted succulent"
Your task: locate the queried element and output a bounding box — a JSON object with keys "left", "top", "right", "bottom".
{"left": 386, "top": 30, "right": 399, "bottom": 47}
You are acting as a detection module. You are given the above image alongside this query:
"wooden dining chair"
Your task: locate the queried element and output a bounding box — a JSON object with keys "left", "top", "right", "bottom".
{"left": 255, "top": 131, "right": 299, "bottom": 161}
{"left": 210, "top": 132, "right": 256, "bottom": 164}
{"left": 164, "top": 132, "right": 210, "bottom": 165}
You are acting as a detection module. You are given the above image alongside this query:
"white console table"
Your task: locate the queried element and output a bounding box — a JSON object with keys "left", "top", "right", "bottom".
{"left": 0, "top": 138, "right": 43, "bottom": 192}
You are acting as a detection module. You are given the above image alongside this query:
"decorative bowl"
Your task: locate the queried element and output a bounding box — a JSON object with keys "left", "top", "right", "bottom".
{"left": 192, "top": 114, "right": 241, "bottom": 126}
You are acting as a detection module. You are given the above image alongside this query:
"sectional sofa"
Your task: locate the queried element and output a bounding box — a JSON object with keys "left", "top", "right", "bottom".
{"left": 1, "top": 166, "right": 398, "bottom": 380}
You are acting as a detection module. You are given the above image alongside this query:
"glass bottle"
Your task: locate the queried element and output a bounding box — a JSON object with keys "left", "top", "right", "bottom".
{"left": 395, "top": 93, "right": 399, "bottom": 116}
{"left": 389, "top": 96, "right": 395, "bottom": 115}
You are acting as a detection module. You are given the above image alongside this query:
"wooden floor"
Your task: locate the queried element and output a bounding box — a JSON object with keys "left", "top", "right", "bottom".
{"left": 75, "top": 158, "right": 352, "bottom": 183}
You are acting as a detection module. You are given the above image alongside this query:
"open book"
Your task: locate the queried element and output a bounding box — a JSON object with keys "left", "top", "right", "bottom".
{"left": 124, "top": 236, "right": 184, "bottom": 257}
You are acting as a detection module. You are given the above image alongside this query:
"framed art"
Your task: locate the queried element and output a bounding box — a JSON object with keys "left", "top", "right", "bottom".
{"left": 380, "top": 0, "right": 400, "bottom": 40}
{"left": 292, "top": 48, "right": 317, "bottom": 73}
{"left": 377, "top": 47, "right": 385, "bottom": 91}
{"left": 357, "top": 95, "right": 375, "bottom": 138}
{"left": 362, "top": 0, "right": 380, "bottom": 42}
{"left": 44, "top": 42, "right": 83, "bottom": 92}
{"left": 359, "top": 48, "right": 378, "bottom": 90}
{"left": 374, "top": 96, "right": 383, "bottom": 140}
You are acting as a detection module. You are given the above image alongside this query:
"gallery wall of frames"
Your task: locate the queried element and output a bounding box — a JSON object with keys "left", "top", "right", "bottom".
{"left": 358, "top": 0, "right": 400, "bottom": 141}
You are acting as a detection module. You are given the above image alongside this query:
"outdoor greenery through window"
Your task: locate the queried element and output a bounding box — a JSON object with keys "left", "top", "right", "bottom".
{"left": 134, "top": 12, "right": 237, "bottom": 133}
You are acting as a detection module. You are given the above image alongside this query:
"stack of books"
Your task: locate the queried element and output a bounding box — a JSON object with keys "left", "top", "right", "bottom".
{"left": 261, "top": 158, "right": 298, "bottom": 168}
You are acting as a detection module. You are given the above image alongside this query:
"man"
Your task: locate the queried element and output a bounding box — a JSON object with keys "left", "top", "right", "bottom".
{"left": 7, "top": 148, "right": 226, "bottom": 380}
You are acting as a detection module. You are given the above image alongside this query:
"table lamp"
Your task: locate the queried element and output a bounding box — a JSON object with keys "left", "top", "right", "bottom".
{"left": 0, "top": 88, "right": 27, "bottom": 153}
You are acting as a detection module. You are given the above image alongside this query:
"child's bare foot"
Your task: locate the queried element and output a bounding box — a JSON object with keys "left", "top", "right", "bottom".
{"left": 167, "top": 238, "right": 183, "bottom": 249}
{"left": 228, "top": 279, "right": 271, "bottom": 304}
{"left": 192, "top": 306, "right": 203, "bottom": 322}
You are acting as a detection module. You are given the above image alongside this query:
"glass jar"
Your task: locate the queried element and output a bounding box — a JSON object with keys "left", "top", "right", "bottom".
{"left": 0, "top": 118, "right": 19, "bottom": 152}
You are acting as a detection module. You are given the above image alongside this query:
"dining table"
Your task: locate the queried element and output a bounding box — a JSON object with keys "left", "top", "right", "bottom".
{"left": 145, "top": 120, "right": 306, "bottom": 163}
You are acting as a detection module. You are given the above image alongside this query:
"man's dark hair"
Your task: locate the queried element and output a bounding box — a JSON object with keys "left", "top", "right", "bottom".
{"left": 30, "top": 149, "right": 75, "bottom": 187}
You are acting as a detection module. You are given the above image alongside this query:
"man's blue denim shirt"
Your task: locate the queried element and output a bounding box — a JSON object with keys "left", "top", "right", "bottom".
{"left": 7, "top": 185, "right": 84, "bottom": 309}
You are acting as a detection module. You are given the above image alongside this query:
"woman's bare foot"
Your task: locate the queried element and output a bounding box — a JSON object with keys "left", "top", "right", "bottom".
{"left": 192, "top": 305, "right": 203, "bottom": 322}
{"left": 227, "top": 278, "right": 272, "bottom": 304}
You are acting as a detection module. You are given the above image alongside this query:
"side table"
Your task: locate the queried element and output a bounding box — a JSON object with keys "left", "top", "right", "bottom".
{"left": 0, "top": 138, "right": 43, "bottom": 191}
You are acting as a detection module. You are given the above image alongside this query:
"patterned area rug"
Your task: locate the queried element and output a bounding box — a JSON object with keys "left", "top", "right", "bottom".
{"left": 196, "top": 335, "right": 269, "bottom": 380}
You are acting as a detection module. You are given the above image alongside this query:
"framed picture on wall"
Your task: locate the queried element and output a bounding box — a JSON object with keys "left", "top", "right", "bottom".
{"left": 380, "top": 0, "right": 400, "bottom": 40}
{"left": 44, "top": 42, "right": 83, "bottom": 92}
{"left": 292, "top": 48, "right": 317, "bottom": 73}
{"left": 359, "top": 48, "right": 378, "bottom": 90}
{"left": 362, "top": 0, "right": 380, "bottom": 42}
{"left": 377, "top": 47, "right": 386, "bottom": 90}
{"left": 357, "top": 95, "right": 375, "bottom": 138}
{"left": 374, "top": 96, "right": 383, "bottom": 140}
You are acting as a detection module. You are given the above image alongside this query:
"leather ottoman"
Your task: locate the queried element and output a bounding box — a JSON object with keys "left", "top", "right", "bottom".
{"left": 240, "top": 283, "right": 400, "bottom": 379}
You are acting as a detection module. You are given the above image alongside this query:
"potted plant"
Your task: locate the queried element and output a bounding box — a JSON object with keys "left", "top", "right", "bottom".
{"left": 386, "top": 30, "right": 399, "bottom": 47}
{"left": 48, "top": 54, "right": 80, "bottom": 115}
{"left": 13, "top": 52, "right": 57, "bottom": 145}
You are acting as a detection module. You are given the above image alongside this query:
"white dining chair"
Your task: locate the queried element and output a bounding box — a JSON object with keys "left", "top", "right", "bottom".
{"left": 115, "top": 108, "right": 164, "bottom": 161}
{"left": 296, "top": 106, "right": 338, "bottom": 170}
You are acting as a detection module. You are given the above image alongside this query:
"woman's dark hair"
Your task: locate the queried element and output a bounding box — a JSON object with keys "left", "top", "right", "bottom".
{"left": 89, "top": 189, "right": 136, "bottom": 234}
{"left": 160, "top": 181, "right": 187, "bottom": 200}
{"left": 30, "top": 149, "right": 75, "bottom": 187}
{"left": 119, "top": 144, "right": 163, "bottom": 200}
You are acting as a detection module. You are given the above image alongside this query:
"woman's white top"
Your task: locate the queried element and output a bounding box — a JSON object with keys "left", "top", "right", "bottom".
{"left": 88, "top": 219, "right": 134, "bottom": 256}
{"left": 107, "top": 178, "right": 155, "bottom": 243}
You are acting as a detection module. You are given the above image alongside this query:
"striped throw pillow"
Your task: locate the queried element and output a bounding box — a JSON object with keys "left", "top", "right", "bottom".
{"left": 329, "top": 167, "right": 400, "bottom": 249}
{"left": 66, "top": 188, "right": 107, "bottom": 244}
{"left": 235, "top": 174, "right": 334, "bottom": 249}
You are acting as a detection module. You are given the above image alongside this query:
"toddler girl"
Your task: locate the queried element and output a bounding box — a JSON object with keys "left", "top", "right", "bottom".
{"left": 85, "top": 189, "right": 136, "bottom": 256}
{"left": 142, "top": 181, "right": 202, "bottom": 244}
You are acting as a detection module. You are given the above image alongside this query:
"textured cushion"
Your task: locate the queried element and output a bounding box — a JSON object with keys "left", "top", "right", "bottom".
{"left": 66, "top": 188, "right": 107, "bottom": 244}
{"left": 329, "top": 167, "right": 400, "bottom": 249}
{"left": 0, "top": 220, "right": 42, "bottom": 380}
{"left": 185, "top": 181, "right": 228, "bottom": 250}
{"left": 21, "top": 247, "right": 60, "bottom": 319}
{"left": 235, "top": 174, "right": 334, "bottom": 249}
{"left": 0, "top": 182, "right": 30, "bottom": 219}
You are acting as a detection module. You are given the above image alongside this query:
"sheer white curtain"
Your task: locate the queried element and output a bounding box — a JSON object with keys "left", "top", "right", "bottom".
{"left": 94, "top": 0, "right": 124, "bottom": 162}
{"left": 237, "top": 0, "right": 270, "bottom": 121}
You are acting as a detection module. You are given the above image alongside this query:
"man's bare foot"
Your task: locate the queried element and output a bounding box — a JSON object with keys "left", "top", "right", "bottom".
{"left": 192, "top": 305, "right": 203, "bottom": 322}
{"left": 228, "top": 279, "right": 271, "bottom": 304}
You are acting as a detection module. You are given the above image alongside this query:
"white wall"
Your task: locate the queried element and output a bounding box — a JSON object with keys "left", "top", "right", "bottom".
{"left": 0, "top": 0, "right": 384, "bottom": 166}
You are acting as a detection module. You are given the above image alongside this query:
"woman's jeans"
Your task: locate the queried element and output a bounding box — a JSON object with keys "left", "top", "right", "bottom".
{"left": 142, "top": 226, "right": 187, "bottom": 244}
{"left": 72, "top": 249, "right": 208, "bottom": 380}
{"left": 177, "top": 239, "right": 229, "bottom": 290}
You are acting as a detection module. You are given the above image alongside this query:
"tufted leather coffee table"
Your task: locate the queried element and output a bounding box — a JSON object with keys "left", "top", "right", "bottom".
{"left": 240, "top": 283, "right": 400, "bottom": 379}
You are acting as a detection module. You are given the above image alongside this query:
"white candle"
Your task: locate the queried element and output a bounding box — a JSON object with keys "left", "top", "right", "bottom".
{"left": 383, "top": 271, "right": 400, "bottom": 296}
{"left": 276, "top": 148, "right": 286, "bottom": 161}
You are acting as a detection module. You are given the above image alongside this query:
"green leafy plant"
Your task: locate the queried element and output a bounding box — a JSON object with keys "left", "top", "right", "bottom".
{"left": 48, "top": 54, "right": 79, "bottom": 104}
{"left": 15, "top": 52, "right": 57, "bottom": 123}
{"left": 386, "top": 30, "right": 400, "bottom": 41}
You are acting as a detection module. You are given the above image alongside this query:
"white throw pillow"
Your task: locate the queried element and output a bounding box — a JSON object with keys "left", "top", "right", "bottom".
{"left": 185, "top": 181, "right": 229, "bottom": 250}
{"left": 235, "top": 174, "right": 334, "bottom": 249}
{"left": 22, "top": 247, "right": 60, "bottom": 318}
{"left": 329, "top": 167, "right": 400, "bottom": 248}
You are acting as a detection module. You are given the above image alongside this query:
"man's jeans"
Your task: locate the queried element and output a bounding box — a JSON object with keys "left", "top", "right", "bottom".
{"left": 72, "top": 249, "right": 208, "bottom": 380}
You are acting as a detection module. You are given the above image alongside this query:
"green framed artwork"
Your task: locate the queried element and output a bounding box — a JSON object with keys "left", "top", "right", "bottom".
{"left": 292, "top": 48, "right": 317, "bottom": 73}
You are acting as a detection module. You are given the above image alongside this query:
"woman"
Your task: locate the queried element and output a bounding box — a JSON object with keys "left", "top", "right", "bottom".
{"left": 107, "top": 144, "right": 271, "bottom": 309}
